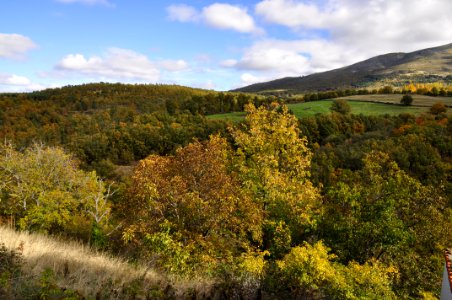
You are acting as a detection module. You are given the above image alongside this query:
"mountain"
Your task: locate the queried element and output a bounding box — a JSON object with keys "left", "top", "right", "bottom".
{"left": 233, "top": 43, "right": 452, "bottom": 93}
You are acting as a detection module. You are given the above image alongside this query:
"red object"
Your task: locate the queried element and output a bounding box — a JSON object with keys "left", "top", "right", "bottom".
{"left": 446, "top": 249, "right": 452, "bottom": 293}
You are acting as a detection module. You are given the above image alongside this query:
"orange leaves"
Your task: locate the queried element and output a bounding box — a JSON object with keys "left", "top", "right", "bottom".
{"left": 126, "top": 135, "right": 261, "bottom": 261}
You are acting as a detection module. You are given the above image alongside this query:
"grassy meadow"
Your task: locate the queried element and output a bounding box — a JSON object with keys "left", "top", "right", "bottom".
{"left": 337, "top": 94, "right": 452, "bottom": 107}
{"left": 207, "top": 97, "right": 439, "bottom": 121}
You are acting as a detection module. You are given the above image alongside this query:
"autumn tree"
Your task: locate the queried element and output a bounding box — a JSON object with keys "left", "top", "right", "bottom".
{"left": 330, "top": 99, "right": 351, "bottom": 115}
{"left": 273, "top": 241, "right": 397, "bottom": 299}
{"left": 0, "top": 143, "right": 111, "bottom": 235}
{"left": 320, "top": 151, "right": 451, "bottom": 297}
{"left": 231, "top": 104, "right": 320, "bottom": 257}
{"left": 123, "top": 136, "right": 262, "bottom": 273}
{"left": 430, "top": 101, "right": 447, "bottom": 115}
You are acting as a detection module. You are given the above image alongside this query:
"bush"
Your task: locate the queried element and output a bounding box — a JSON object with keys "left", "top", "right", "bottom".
{"left": 430, "top": 101, "right": 447, "bottom": 115}
{"left": 0, "top": 243, "right": 23, "bottom": 298}
{"left": 330, "top": 99, "right": 351, "bottom": 114}
{"left": 273, "top": 242, "right": 397, "bottom": 299}
{"left": 400, "top": 94, "right": 413, "bottom": 106}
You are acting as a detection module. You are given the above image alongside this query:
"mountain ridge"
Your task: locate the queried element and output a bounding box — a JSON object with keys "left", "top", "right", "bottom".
{"left": 233, "top": 43, "right": 452, "bottom": 93}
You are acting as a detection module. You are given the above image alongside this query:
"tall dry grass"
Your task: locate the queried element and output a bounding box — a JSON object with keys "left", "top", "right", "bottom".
{"left": 0, "top": 227, "right": 168, "bottom": 298}
{"left": 0, "top": 226, "right": 215, "bottom": 299}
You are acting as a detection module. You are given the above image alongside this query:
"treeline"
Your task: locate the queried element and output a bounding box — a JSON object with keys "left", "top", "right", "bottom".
{"left": 302, "top": 83, "right": 452, "bottom": 102}
{"left": 0, "top": 83, "right": 277, "bottom": 173}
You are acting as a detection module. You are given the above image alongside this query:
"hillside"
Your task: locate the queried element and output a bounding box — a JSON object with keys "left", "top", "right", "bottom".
{"left": 1, "top": 85, "right": 451, "bottom": 298}
{"left": 0, "top": 226, "right": 214, "bottom": 298}
{"left": 234, "top": 43, "right": 452, "bottom": 93}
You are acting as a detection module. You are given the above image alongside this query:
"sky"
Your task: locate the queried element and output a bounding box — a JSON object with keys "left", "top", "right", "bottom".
{"left": 1, "top": 0, "right": 452, "bottom": 92}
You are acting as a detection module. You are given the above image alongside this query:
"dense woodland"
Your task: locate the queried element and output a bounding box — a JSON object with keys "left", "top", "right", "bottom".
{"left": 0, "top": 83, "right": 451, "bottom": 299}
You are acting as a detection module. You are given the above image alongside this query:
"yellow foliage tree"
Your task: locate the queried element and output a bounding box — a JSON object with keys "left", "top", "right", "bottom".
{"left": 0, "top": 143, "right": 110, "bottom": 234}
{"left": 124, "top": 135, "right": 262, "bottom": 272}
{"left": 277, "top": 242, "right": 397, "bottom": 299}
{"left": 231, "top": 104, "right": 320, "bottom": 255}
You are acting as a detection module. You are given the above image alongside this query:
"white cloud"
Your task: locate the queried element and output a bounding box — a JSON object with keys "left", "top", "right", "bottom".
{"left": 256, "top": 0, "right": 330, "bottom": 28}
{"left": 230, "top": 39, "right": 351, "bottom": 78}
{"left": 240, "top": 73, "right": 262, "bottom": 86}
{"left": 223, "top": 0, "right": 452, "bottom": 88}
{"left": 0, "top": 33, "right": 37, "bottom": 60}
{"left": 193, "top": 80, "right": 216, "bottom": 90}
{"left": 220, "top": 59, "right": 238, "bottom": 67}
{"left": 159, "top": 59, "right": 189, "bottom": 72}
{"left": 202, "top": 3, "right": 262, "bottom": 34}
{"left": 0, "top": 74, "right": 31, "bottom": 86}
{"left": 167, "top": 3, "right": 262, "bottom": 34}
{"left": 167, "top": 4, "right": 199, "bottom": 22}
{"left": 56, "top": 48, "right": 160, "bottom": 82}
{"left": 255, "top": 0, "right": 452, "bottom": 55}
{"left": 54, "top": 48, "right": 190, "bottom": 83}
{"left": 55, "top": 0, "right": 113, "bottom": 6}
{"left": 0, "top": 73, "right": 45, "bottom": 92}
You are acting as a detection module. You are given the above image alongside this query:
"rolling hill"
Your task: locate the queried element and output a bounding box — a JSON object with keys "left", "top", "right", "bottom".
{"left": 234, "top": 43, "right": 452, "bottom": 93}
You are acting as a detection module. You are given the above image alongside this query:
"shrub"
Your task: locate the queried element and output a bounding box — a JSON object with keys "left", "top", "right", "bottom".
{"left": 430, "top": 101, "right": 447, "bottom": 115}
{"left": 330, "top": 99, "right": 351, "bottom": 114}
{"left": 400, "top": 94, "right": 413, "bottom": 106}
{"left": 0, "top": 243, "right": 23, "bottom": 298}
{"left": 274, "top": 242, "right": 397, "bottom": 299}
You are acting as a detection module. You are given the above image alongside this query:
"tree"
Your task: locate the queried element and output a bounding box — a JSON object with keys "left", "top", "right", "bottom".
{"left": 320, "top": 151, "right": 451, "bottom": 297}
{"left": 124, "top": 135, "right": 262, "bottom": 272}
{"left": 274, "top": 241, "right": 397, "bottom": 299}
{"left": 231, "top": 104, "right": 320, "bottom": 256}
{"left": 430, "top": 101, "right": 447, "bottom": 115}
{"left": 330, "top": 99, "right": 351, "bottom": 114}
{"left": 379, "top": 86, "right": 394, "bottom": 94}
{"left": 0, "top": 143, "right": 111, "bottom": 234}
{"left": 400, "top": 94, "right": 413, "bottom": 106}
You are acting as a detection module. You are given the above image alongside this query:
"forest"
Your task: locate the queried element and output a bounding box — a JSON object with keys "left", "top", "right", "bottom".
{"left": 0, "top": 83, "right": 451, "bottom": 299}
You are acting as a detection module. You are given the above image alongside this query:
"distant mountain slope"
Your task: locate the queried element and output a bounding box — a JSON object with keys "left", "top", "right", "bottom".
{"left": 234, "top": 43, "right": 452, "bottom": 93}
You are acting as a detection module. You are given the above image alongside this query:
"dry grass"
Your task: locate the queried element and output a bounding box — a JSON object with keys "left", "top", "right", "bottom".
{"left": 0, "top": 226, "right": 214, "bottom": 298}
{"left": 0, "top": 226, "right": 160, "bottom": 297}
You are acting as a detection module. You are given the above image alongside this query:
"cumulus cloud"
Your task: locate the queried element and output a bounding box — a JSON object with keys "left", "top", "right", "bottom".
{"left": 0, "top": 73, "right": 45, "bottom": 92}
{"left": 240, "top": 73, "right": 262, "bottom": 86}
{"left": 231, "top": 39, "right": 353, "bottom": 78}
{"left": 256, "top": 0, "right": 330, "bottom": 28}
{"left": 167, "top": 3, "right": 262, "bottom": 34}
{"left": 158, "top": 59, "right": 189, "bottom": 72}
{"left": 223, "top": 0, "right": 452, "bottom": 88}
{"left": 0, "top": 33, "right": 37, "bottom": 60}
{"left": 167, "top": 4, "right": 199, "bottom": 22}
{"left": 255, "top": 0, "right": 452, "bottom": 54}
{"left": 202, "top": 3, "right": 262, "bottom": 34}
{"left": 55, "top": 0, "right": 113, "bottom": 6}
{"left": 54, "top": 48, "right": 190, "bottom": 83}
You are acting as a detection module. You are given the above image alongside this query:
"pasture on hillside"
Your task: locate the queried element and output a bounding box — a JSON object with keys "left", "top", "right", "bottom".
{"left": 207, "top": 97, "right": 439, "bottom": 121}
{"left": 337, "top": 94, "right": 452, "bottom": 107}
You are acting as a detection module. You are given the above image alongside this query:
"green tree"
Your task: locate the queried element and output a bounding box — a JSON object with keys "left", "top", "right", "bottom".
{"left": 400, "top": 94, "right": 413, "bottom": 106}
{"left": 320, "top": 151, "right": 451, "bottom": 297}
{"left": 231, "top": 104, "right": 320, "bottom": 256}
{"left": 0, "top": 143, "right": 110, "bottom": 234}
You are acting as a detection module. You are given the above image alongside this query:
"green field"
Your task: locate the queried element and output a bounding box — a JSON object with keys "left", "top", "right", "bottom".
{"left": 288, "top": 100, "right": 429, "bottom": 118}
{"left": 337, "top": 94, "right": 452, "bottom": 107}
{"left": 207, "top": 100, "right": 432, "bottom": 121}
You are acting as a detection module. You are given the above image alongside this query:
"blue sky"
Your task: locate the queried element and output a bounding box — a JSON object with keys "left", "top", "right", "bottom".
{"left": 1, "top": 0, "right": 451, "bottom": 92}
